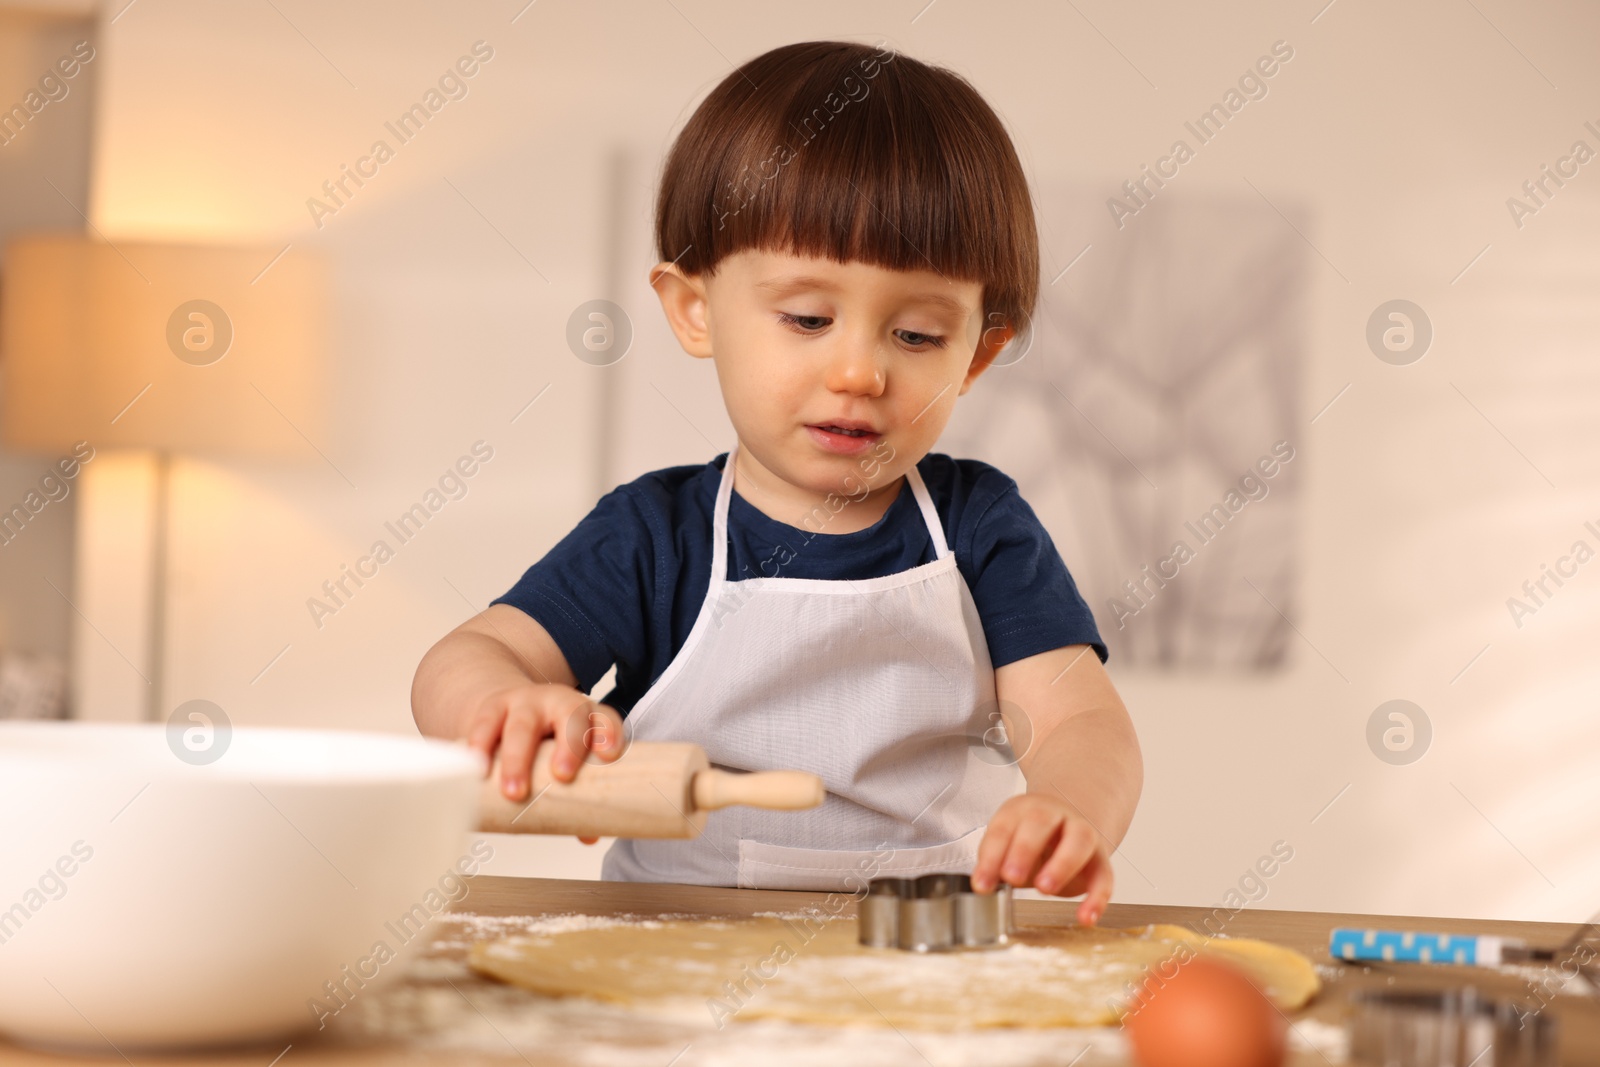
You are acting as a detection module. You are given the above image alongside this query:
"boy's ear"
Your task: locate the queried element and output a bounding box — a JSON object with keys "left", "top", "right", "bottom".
{"left": 958, "top": 320, "right": 1016, "bottom": 395}
{"left": 649, "top": 262, "right": 714, "bottom": 360}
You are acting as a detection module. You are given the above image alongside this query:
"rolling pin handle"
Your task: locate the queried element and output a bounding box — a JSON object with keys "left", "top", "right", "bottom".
{"left": 690, "top": 769, "right": 825, "bottom": 812}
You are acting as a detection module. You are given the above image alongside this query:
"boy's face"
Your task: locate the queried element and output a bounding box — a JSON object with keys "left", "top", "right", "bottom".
{"left": 651, "top": 247, "right": 1012, "bottom": 503}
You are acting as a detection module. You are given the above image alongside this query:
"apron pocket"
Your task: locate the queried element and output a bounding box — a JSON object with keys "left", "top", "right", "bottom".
{"left": 735, "top": 826, "right": 986, "bottom": 892}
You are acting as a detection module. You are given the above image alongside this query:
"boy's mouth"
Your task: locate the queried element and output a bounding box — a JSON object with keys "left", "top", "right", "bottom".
{"left": 805, "top": 421, "right": 882, "bottom": 455}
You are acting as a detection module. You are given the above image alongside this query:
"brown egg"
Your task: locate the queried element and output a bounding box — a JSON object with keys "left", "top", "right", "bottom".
{"left": 1125, "top": 956, "right": 1287, "bottom": 1067}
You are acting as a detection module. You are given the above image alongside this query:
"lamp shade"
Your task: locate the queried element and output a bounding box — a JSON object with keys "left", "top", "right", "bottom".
{"left": 0, "top": 233, "right": 326, "bottom": 456}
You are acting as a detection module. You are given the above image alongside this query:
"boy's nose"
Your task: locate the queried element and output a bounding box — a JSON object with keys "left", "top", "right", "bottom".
{"left": 824, "top": 340, "right": 886, "bottom": 397}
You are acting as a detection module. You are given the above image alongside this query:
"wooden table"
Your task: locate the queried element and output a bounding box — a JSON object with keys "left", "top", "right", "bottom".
{"left": 6, "top": 876, "right": 1598, "bottom": 1065}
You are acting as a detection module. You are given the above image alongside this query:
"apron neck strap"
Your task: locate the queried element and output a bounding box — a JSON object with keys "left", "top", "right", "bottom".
{"left": 905, "top": 462, "right": 951, "bottom": 559}
{"left": 710, "top": 444, "right": 738, "bottom": 589}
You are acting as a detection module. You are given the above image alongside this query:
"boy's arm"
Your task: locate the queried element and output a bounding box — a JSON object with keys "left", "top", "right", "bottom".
{"left": 970, "top": 643, "right": 1143, "bottom": 925}
{"left": 411, "top": 604, "right": 623, "bottom": 803}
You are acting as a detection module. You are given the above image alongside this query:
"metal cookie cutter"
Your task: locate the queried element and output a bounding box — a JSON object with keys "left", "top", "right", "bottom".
{"left": 857, "top": 873, "right": 1012, "bottom": 952}
{"left": 1348, "top": 988, "right": 1557, "bottom": 1067}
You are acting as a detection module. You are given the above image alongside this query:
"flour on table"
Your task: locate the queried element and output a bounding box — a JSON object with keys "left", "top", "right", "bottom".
{"left": 429, "top": 911, "right": 676, "bottom": 950}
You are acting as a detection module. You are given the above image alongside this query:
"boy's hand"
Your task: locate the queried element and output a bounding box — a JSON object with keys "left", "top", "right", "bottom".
{"left": 972, "top": 793, "right": 1114, "bottom": 926}
{"left": 463, "top": 683, "right": 625, "bottom": 842}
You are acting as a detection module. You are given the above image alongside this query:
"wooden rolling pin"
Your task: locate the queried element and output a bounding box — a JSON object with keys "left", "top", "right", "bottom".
{"left": 476, "top": 740, "right": 825, "bottom": 839}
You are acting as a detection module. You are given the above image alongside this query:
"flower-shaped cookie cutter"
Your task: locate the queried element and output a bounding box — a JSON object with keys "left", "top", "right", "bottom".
{"left": 857, "top": 873, "right": 1012, "bottom": 952}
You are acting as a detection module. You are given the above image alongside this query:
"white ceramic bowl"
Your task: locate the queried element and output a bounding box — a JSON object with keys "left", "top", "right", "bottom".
{"left": 0, "top": 722, "right": 481, "bottom": 1050}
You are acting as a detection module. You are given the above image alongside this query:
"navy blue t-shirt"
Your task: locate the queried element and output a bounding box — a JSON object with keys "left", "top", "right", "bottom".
{"left": 492, "top": 451, "right": 1106, "bottom": 715}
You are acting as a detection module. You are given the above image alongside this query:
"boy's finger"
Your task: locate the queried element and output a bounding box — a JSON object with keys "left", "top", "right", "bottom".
{"left": 464, "top": 704, "right": 508, "bottom": 761}
{"left": 971, "top": 810, "right": 1019, "bottom": 893}
{"left": 547, "top": 695, "right": 600, "bottom": 782}
{"left": 1075, "top": 853, "right": 1115, "bottom": 926}
{"left": 495, "top": 699, "right": 543, "bottom": 800}
{"left": 583, "top": 703, "right": 627, "bottom": 763}
{"left": 999, "top": 814, "right": 1063, "bottom": 888}
{"left": 1033, "top": 819, "right": 1096, "bottom": 895}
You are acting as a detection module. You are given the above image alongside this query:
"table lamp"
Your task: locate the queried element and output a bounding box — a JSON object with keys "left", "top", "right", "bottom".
{"left": 0, "top": 233, "right": 327, "bottom": 721}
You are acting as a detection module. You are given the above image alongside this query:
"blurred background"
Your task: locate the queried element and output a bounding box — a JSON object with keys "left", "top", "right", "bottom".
{"left": 0, "top": 0, "right": 1595, "bottom": 923}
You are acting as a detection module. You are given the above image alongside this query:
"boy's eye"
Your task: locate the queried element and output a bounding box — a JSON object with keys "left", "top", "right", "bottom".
{"left": 778, "top": 312, "right": 830, "bottom": 333}
{"left": 895, "top": 329, "right": 946, "bottom": 350}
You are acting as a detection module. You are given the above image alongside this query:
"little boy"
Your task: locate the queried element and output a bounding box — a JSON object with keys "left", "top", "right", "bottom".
{"left": 413, "top": 39, "right": 1141, "bottom": 925}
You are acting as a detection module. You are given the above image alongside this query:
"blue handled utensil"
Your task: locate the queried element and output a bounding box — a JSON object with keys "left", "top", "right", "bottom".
{"left": 1330, "top": 927, "right": 1552, "bottom": 967}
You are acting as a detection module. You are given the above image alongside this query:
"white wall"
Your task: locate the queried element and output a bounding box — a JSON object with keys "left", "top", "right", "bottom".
{"left": 72, "top": 0, "right": 1600, "bottom": 920}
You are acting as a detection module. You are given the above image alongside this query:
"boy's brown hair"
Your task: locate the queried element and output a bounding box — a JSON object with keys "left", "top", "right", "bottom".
{"left": 655, "top": 40, "right": 1039, "bottom": 342}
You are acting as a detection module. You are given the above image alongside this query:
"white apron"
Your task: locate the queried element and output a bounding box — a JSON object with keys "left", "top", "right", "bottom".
{"left": 600, "top": 442, "right": 1025, "bottom": 890}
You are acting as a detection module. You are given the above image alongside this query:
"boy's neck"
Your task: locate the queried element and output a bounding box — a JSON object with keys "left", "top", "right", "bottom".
{"left": 730, "top": 444, "right": 905, "bottom": 535}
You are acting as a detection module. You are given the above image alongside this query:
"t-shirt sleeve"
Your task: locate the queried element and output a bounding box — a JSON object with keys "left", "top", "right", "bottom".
{"left": 965, "top": 481, "right": 1108, "bottom": 668}
{"left": 490, "top": 485, "right": 653, "bottom": 694}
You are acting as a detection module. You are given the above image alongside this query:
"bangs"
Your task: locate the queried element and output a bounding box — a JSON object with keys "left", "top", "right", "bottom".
{"left": 656, "top": 41, "right": 1038, "bottom": 332}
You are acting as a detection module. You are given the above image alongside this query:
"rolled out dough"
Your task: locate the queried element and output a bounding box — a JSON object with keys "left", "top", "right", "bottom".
{"left": 469, "top": 915, "right": 1319, "bottom": 1029}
